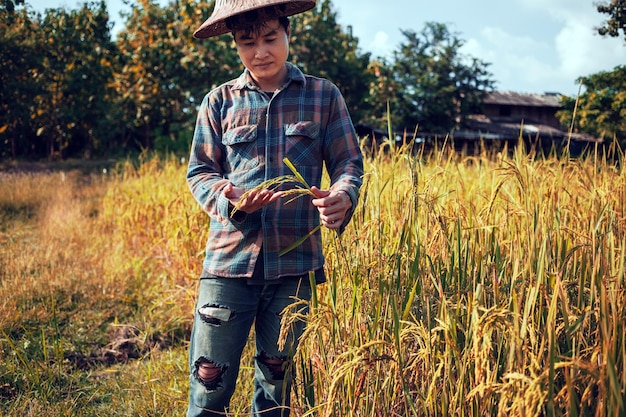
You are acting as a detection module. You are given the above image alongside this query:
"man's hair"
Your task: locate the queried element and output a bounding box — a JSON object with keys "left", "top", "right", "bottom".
{"left": 225, "top": 6, "right": 290, "bottom": 38}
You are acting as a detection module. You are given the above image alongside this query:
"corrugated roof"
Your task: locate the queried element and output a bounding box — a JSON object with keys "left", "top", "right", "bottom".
{"left": 463, "top": 114, "right": 600, "bottom": 143}
{"left": 483, "top": 91, "right": 563, "bottom": 108}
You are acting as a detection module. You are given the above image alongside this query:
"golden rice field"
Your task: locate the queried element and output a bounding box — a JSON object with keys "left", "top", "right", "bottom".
{"left": 0, "top": 141, "right": 624, "bottom": 416}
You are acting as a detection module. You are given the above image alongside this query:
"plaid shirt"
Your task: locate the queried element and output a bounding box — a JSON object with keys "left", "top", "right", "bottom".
{"left": 187, "top": 63, "right": 363, "bottom": 280}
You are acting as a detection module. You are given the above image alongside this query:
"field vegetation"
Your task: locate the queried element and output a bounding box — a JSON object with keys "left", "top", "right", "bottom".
{"left": 0, "top": 140, "right": 624, "bottom": 416}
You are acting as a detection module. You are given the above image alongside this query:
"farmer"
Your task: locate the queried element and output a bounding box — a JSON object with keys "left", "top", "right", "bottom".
{"left": 185, "top": 0, "right": 364, "bottom": 416}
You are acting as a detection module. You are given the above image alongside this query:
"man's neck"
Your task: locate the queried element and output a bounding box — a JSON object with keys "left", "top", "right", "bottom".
{"left": 252, "top": 64, "right": 288, "bottom": 91}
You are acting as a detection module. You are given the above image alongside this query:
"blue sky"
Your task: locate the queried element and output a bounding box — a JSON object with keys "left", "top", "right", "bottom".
{"left": 335, "top": 0, "right": 625, "bottom": 96}
{"left": 25, "top": 0, "right": 626, "bottom": 96}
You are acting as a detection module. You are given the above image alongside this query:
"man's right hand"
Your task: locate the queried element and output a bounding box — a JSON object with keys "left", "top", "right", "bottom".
{"left": 225, "top": 183, "right": 284, "bottom": 214}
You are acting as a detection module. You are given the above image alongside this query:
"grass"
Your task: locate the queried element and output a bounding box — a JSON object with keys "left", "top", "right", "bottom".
{"left": 0, "top": 140, "right": 624, "bottom": 416}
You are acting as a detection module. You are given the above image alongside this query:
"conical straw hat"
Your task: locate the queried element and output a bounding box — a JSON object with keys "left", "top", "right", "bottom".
{"left": 194, "top": 0, "right": 316, "bottom": 39}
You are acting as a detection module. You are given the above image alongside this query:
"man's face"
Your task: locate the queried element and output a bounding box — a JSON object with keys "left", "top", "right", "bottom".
{"left": 233, "top": 19, "right": 290, "bottom": 91}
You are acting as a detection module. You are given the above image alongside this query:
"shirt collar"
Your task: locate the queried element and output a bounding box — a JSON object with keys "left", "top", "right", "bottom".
{"left": 232, "top": 62, "right": 306, "bottom": 91}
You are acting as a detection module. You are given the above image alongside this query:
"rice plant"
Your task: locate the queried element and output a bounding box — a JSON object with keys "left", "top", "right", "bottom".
{"left": 0, "top": 141, "right": 624, "bottom": 416}
{"left": 290, "top": 139, "right": 626, "bottom": 417}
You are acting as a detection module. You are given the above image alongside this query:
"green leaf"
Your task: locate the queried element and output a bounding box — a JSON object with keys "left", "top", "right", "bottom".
{"left": 283, "top": 157, "right": 311, "bottom": 190}
{"left": 279, "top": 224, "right": 321, "bottom": 257}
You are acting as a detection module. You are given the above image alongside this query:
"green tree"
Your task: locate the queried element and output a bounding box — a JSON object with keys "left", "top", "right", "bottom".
{"left": 597, "top": 0, "right": 626, "bottom": 42}
{"left": 1, "top": 2, "right": 115, "bottom": 160}
{"left": 41, "top": 1, "right": 117, "bottom": 158}
{"left": 114, "top": 0, "right": 374, "bottom": 153}
{"left": 114, "top": 0, "right": 240, "bottom": 152}
{"left": 361, "top": 58, "right": 401, "bottom": 131}
{"left": 289, "top": 0, "right": 373, "bottom": 124}
{"left": 378, "top": 22, "right": 494, "bottom": 135}
{"left": 0, "top": 5, "right": 43, "bottom": 159}
{"left": 1, "top": 0, "right": 24, "bottom": 13}
{"left": 557, "top": 66, "right": 626, "bottom": 146}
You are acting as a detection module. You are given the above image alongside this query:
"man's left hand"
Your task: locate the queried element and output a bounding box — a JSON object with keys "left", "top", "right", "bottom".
{"left": 311, "top": 186, "right": 352, "bottom": 230}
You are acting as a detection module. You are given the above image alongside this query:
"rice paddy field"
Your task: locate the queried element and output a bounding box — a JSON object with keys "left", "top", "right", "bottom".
{"left": 0, "top": 140, "right": 624, "bottom": 416}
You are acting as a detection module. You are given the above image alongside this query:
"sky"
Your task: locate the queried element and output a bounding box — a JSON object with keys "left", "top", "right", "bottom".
{"left": 333, "top": 0, "right": 626, "bottom": 96}
{"left": 24, "top": 0, "right": 626, "bottom": 97}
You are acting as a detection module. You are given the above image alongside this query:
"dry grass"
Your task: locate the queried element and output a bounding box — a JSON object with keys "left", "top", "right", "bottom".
{"left": 0, "top": 141, "right": 624, "bottom": 416}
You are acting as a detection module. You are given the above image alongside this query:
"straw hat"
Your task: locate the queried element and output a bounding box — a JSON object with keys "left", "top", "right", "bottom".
{"left": 194, "top": 0, "right": 316, "bottom": 39}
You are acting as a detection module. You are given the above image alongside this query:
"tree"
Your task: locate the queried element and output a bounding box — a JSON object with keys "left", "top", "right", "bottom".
{"left": 557, "top": 66, "right": 626, "bottom": 146}
{"left": 596, "top": 0, "right": 626, "bottom": 42}
{"left": 378, "top": 22, "right": 494, "bottom": 135}
{"left": 289, "top": 0, "right": 373, "bottom": 124}
{"left": 114, "top": 0, "right": 240, "bottom": 152}
{"left": 361, "top": 57, "right": 402, "bottom": 131}
{"left": 0, "top": 5, "right": 42, "bottom": 159}
{"left": 0, "top": 2, "right": 116, "bottom": 160}
{"left": 556, "top": 2, "right": 626, "bottom": 150}
{"left": 30, "top": 1, "right": 117, "bottom": 159}
{"left": 1, "top": 0, "right": 24, "bottom": 13}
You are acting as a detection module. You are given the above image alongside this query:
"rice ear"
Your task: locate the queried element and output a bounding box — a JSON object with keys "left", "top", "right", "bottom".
{"left": 230, "top": 175, "right": 298, "bottom": 216}
{"left": 230, "top": 158, "right": 321, "bottom": 256}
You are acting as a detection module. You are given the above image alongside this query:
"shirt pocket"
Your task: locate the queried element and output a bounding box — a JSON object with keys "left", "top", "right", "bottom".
{"left": 222, "top": 125, "right": 260, "bottom": 173}
{"left": 284, "top": 121, "right": 322, "bottom": 167}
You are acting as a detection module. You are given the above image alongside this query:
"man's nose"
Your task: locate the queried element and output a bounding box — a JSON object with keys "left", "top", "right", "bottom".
{"left": 255, "top": 46, "right": 269, "bottom": 59}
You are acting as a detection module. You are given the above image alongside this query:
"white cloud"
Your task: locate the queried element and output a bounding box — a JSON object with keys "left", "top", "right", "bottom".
{"left": 520, "top": 0, "right": 626, "bottom": 91}
{"left": 481, "top": 26, "right": 551, "bottom": 56}
{"left": 517, "top": 0, "right": 590, "bottom": 16}
{"left": 554, "top": 16, "right": 626, "bottom": 82}
{"left": 368, "top": 31, "right": 393, "bottom": 58}
{"left": 460, "top": 0, "right": 626, "bottom": 95}
{"left": 463, "top": 26, "right": 564, "bottom": 93}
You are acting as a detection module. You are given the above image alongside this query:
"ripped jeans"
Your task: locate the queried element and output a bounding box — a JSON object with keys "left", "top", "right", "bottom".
{"left": 186, "top": 277, "right": 312, "bottom": 417}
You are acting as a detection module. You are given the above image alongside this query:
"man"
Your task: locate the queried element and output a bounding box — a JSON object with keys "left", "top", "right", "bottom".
{"left": 186, "top": 1, "right": 363, "bottom": 415}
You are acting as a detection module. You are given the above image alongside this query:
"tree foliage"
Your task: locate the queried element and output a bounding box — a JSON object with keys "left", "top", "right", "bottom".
{"left": 1, "top": 0, "right": 499, "bottom": 160}
{"left": 289, "top": 0, "right": 373, "bottom": 123}
{"left": 1, "top": 0, "right": 24, "bottom": 13}
{"left": 113, "top": 0, "right": 240, "bottom": 152}
{"left": 597, "top": 0, "right": 626, "bottom": 42}
{"left": 38, "top": 1, "right": 117, "bottom": 158}
{"left": 0, "top": 5, "right": 41, "bottom": 158}
{"left": 371, "top": 22, "right": 494, "bottom": 135}
{"left": 362, "top": 58, "right": 401, "bottom": 131}
{"left": 557, "top": 66, "right": 626, "bottom": 146}
{"left": 1, "top": 1, "right": 116, "bottom": 159}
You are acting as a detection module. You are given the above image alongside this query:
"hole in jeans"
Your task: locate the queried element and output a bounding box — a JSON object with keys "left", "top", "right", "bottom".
{"left": 194, "top": 357, "right": 228, "bottom": 390}
{"left": 256, "top": 351, "right": 288, "bottom": 380}
{"left": 198, "top": 304, "right": 234, "bottom": 326}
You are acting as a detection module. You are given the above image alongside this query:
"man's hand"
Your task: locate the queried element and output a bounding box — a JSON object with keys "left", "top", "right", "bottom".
{"left": 311, "top": 186, "right": 352, "bottom": 230}
{"left": 225, "top": 183, "right": 284, "bottom": 214}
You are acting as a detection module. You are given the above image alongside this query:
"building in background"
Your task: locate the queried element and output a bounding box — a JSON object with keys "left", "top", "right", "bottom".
{"left": 357, "top": 91, "right": 600, "bottom": 155}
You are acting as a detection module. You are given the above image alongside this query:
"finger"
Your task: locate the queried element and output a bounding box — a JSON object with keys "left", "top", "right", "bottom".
{"left": 268, "top": 190, "right": 284, "bottom": 202}
{"left": 323, "top": 218, "right": 341, "bottom": 230}
{"left": 244, "top": 190, "right": 282, "bottom": 212}
{"left": 224, "top": 182, "right": 234, "bottom": 199}
{"left": 311, "top": 186, "right": 329, "bottom": 199}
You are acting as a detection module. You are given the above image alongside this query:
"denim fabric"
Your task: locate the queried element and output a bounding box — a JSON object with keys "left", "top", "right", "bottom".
{"left": 186, "top": 277, "right": 312, "bottom": 417}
